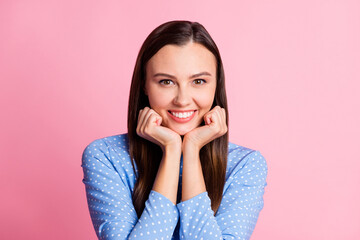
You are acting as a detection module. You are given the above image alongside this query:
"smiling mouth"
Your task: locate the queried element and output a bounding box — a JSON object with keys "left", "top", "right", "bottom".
{"left": 167, "top": 110, "right": 197, "bottom": 122}
{"left": 168, "top": 110, "right": 196, "bottom": 119}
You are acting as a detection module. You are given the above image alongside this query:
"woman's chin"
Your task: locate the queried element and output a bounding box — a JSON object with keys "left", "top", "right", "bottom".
{"left": 172, "top": 127, "right": 193, "bottom": 136}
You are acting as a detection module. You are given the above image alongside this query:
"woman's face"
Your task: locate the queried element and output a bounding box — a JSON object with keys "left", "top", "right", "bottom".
{"left": 144, "top": 42, "right": 217, "bottom": 136}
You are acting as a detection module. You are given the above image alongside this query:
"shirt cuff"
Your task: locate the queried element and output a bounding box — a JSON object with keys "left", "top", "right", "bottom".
{"left": 176, "top": 191, "right": 212, "bottom": 216}
{"left": 130, "top": 190, "right": 179, "bottom": 239}
{"left": 145, "top": 190, "right": 179, "bottom": 217}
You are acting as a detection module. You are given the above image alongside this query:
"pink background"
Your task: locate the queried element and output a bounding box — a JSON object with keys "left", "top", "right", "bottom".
{"left": 1, "top": 0, "right": 359, "bottom": 239}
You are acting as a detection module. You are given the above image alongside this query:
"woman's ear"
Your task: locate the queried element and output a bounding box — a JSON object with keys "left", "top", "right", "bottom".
{"left": 143, "top": 86, "right": 148, "bottom": 95}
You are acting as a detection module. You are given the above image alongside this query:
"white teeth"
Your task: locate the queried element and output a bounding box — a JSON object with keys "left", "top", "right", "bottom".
{"left": 171, "top": 111, "right": 195, "bottom": 119}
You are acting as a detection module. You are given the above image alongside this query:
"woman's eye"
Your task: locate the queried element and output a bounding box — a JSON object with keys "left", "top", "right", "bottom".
{"left": 193, "top": 79, "right": 206, "bottom": 84}
{"left": 159, "top": 79, "right": 174, "bottom": 85}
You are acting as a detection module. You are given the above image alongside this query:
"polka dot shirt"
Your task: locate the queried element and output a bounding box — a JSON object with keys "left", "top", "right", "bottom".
{"left": 81, "top": 133, "right": 268, "bottom": 239}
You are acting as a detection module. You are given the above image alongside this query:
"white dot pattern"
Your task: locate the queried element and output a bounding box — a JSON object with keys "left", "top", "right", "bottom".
{"left": 81, "top": 133, "right": 268, "bottom": 239}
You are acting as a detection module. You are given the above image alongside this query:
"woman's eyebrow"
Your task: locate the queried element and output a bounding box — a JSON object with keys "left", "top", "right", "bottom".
{"left": 153, "top": 71, "right": 212, "bottom": 79}
{"left": 191, "top": 72, "right": 212, "bottom": 78}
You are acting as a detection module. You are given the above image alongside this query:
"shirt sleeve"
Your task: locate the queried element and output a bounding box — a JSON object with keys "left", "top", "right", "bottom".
{"left": 81, "top": 139, "right": 179, "bottom": 240}
{"left": 176, "top": 150, "right": 268, "bottom": 240}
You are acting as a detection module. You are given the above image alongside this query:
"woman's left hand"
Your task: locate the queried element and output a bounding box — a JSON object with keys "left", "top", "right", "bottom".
{"left": 183, "top": 106, "right": 228, "bottom": 151}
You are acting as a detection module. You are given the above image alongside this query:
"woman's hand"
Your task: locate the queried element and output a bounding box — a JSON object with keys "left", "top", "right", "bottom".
{"left": 183, "top": 106, "right": 228, "bottom": 151}
{"left": 136, "top": 107, "right": 182, "bottom": 151}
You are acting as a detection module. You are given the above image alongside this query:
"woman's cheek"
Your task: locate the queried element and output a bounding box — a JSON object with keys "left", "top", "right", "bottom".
{"left": 148, "top": 91, "right": 170, "bottom": 108}
{"left": 196, "top": 92, "right": 215, "bottom": 109}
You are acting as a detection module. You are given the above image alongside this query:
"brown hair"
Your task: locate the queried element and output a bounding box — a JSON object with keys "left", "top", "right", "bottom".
{"left": 127, "top": 20, "right": 229, "bottom": 218}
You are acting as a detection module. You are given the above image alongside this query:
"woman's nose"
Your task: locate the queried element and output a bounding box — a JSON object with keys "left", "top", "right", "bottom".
{"left": 173, "top": 88, "right": 191, "bottom": 106}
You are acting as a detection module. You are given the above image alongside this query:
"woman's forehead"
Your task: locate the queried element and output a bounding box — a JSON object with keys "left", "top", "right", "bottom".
{"left": 146, "top": 43, "right": 216, "bottom": 77}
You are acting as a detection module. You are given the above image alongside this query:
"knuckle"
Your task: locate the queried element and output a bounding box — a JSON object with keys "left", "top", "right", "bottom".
{"left": 149, "top": 109, "right": 157, "bottom": 115}
{"left": 151, "top": 113, "right": 158, "bottom": 119}
{"left": 144, "top": 124, "right": 151, "bottom": 132}
{"left": 148, "top": 114, "right": 154, "bottom": 121}
{"left": 139, "top": 125, "right": 145, "bottom": 133}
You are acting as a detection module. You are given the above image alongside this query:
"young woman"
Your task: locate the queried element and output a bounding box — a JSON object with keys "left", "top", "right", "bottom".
{"left": 82, "top": 20, "right": 268, "bottom": 240}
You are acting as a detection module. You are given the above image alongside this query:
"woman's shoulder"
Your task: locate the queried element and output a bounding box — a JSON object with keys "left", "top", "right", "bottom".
{"left": 228, "top": 141, "right": 255, "bottom": 158}
{"left": 81, "top": 133, "right": 137, "bottom": 191}
{"left": 83, "top": 133, "right": 129, "bottom": 152}
{"left": 226, "top": 141, "right": 267, "bottom": 177}
{"left": 82, "top": 133, "right": 131, "bottom": 167}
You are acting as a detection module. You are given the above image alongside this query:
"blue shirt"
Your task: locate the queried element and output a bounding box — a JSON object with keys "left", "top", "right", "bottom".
{"left": 81, "top": 133, "right": 268, "bottom": 240}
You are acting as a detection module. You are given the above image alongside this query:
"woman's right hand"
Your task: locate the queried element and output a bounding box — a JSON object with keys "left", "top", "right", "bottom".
{"left": 136, "top": 107, "right": 182, "bottom": 152}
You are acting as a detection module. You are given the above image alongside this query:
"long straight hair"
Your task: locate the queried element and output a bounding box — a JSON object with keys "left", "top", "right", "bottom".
{"left": 127, "top": 20, "right": 229, "bottom": 218}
